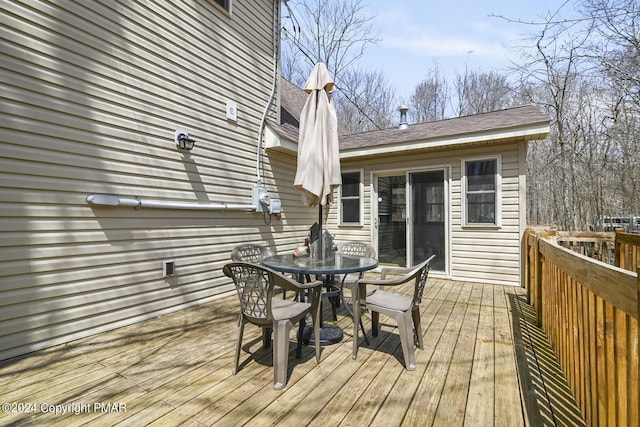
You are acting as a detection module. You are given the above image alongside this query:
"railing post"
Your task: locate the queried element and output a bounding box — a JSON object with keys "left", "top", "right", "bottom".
{"left": 535, "top": 233, "right": 543, "bottom": 327}
{"left": 637, "top": 264, "right": 640, "bottom": 425}
{"left": 523, "top": 228, "right": 531, "bottom": 298}
{"left": 615, "top": 229, "right": 623, "bottom": 268}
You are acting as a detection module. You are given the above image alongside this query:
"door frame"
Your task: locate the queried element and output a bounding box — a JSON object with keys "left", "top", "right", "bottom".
{"left": 371, "top": 166, "right": 451, "bottom": 276}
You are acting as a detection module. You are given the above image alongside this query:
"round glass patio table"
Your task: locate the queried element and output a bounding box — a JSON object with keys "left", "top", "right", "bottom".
{"left": 262, "top": 253, "right": 378, "bottom": 345}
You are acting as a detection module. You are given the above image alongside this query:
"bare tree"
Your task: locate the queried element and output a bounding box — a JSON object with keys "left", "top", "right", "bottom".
{"left": 409, "top": 63, "right": 449, "bottom": 123}
{"left": 280, "top": 43, "right": 306, "bottom": 88}
{"left": 584, "top": 0, "right": 640, "bottom": 218}
{"left": 454, "top": 69, "right": 518, "bottom": 116}
{"left": 514, "top": 0, "right": 640, "bottom": 230}
{"left": 281, "top": 0, "right": 379, "bottom": 84}
{"left": 582, "top": 0, "right": 640, "bottom": 111}
{"left": 281, "top": 0, "right": 390, "bottom": 131}
{"left": 334, "top": 68, "right": 398, "bottom": 133}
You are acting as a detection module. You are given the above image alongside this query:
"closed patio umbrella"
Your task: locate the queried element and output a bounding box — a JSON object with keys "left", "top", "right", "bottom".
{"left": 294, "top": 62, "right": 341, "bottom": 258}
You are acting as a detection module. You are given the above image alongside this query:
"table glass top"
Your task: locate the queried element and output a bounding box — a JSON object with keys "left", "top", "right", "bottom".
{"left": 262, "top": 253, "right": 378, "bottom": 275}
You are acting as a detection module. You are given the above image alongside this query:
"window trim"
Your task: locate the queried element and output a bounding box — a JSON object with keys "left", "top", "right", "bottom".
{"left": 339, "top": 169, "right": 364, "bottom": 226}
{"left": 461, "top": 155, "right": 502, "bottom": 228}
{"left": 210, "top": 0, "right": 232, "bottom": 14}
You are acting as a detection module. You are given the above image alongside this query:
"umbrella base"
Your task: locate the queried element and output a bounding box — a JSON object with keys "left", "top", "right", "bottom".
{"left": 303, "top": 325, "right": 343, "bottom": 346}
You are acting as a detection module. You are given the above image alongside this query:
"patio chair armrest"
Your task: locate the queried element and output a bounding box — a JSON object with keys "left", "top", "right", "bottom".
{"left": 271, "top": 272, "right": 323, "bottom": 293}
{"left": 294, "top": 280, "right": 324, "bottom": 290}
{"left": 380, "top": 267, "right": 413, "bottom": 280}
{"left": 357, "top": 276, "right": 410, "bottom": 288}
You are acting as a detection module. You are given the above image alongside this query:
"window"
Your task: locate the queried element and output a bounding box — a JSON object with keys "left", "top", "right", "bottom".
{"left": 340, "top": 171, "right": 363, "bottom": 225}
{"left": 462, "top": 157, "right": 501, "bottom": 226}
{"left": 211, "top": 0, "right": 232, "bottom": 13}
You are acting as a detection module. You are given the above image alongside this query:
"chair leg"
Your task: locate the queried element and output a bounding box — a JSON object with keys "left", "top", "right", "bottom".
{"left": 397, "top": 312, "right": 416, "bottom": 371}
{"left": 360, "top": 318, "right": 369, "bottom": 345}
{"left": 311, "top": 292, "right": 322, "bottom": 364}
{"left": 263, "top": 327, "right": 272, "bottom": 348}
{"left": 324, "top": 274, "right": 338, "bottom": 321}
{"left": 371, "top": 311, "right": 380, "bottom": 337}
{"left": 273, "top": 319, "right": 293, "bottom": 390}
{"left": 343, "top": 281, "right": 369, "bottom": 345}
{"left": 314, "top": 315, "right": 321, "bottom": 364}
{"left": 412, "top": 307, "right": 423, "bottom": 350}
{"left": 330, "top": 296, "right": 338, "bottom": 321}
{"left": 295, "top": 316, "right": 306, "bottom": 359}
{"left": 233, "top": 320, "right": 245, "bottom": 375}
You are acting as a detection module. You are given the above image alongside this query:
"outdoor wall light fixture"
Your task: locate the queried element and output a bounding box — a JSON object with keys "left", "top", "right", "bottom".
{"left": 175, "top": 130, "right": 196, "bottom": 150}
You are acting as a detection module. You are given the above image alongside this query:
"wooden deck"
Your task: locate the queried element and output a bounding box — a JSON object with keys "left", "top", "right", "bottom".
{"left": 0, "top": 279, "right": 584, "bottom": 426}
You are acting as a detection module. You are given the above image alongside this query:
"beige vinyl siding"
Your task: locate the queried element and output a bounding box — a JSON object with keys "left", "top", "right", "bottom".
{"left": 0, "top": 0, "right": 310, "bottom": 361}
{"left": 452, "top": 144, "right": 523, "bottom": 285}
{"left": 337, "top": 142, "right": 526, "bottom": 285}
{"left": 328, "top": 170, "right": 373, "bottom": 245}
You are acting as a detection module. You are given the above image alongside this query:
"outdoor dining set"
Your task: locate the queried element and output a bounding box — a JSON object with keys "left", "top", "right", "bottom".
{"left": 221, "top": 62, "right": 434, "bottom": 390}
{"left": 224, "top": 242, "right": 435, "bottom": 390}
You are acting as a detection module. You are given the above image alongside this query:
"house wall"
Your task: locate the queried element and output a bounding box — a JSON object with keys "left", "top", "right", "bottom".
{"left": 331, "top": 141, "right": 528, "bottom": 286}
{"left": 0, "top": 0, "right": 315, "bottom": 361}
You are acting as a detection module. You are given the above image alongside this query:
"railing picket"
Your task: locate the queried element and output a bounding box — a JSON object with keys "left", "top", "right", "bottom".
{"left": 631, "top": 316, "right": 638, "bottom": 425}
{"left": 605, "top": 303, "right": 617, "bottom": 426}
{"left": 614, "top": 308, "right": 628, "bottom": 426}
{"left": 596, "top": 296, "right": 607, "bottom": 426}
{"left": 573, "top": 277, "right": 584, "bottom": 414}
{"left": 588, "top": 290, "right": 598, "bottom": 426}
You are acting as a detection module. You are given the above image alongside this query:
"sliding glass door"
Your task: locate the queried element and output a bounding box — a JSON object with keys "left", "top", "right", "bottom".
{"left": 376, "top": 175, "right": 407, "bottom": 266}
{"left": 409, "top": 170, "right": 446, "bottom": 271}
{"left": 375, "top": 169, "right": 447, "bottom": 272}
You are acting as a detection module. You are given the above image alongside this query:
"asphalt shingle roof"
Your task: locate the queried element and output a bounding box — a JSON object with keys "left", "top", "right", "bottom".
{"left": 269, "top": 77, "right": 550, "bottom": 152}
{"left": 271, "top": 78, "right": 306, "bottom": 143}
{"left": 340, "top": 105, "right": 550, "bottom": 150}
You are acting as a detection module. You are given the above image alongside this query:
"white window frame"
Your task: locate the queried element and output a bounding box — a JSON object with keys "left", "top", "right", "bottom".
{"left": 211, "top": 0, "right": 232, "bottom": 13}
{"left": 461, "top": 155, "right": 502, "bottom": 227}
{"left": 339, "top": 169, "right": 364, "bottom": 226}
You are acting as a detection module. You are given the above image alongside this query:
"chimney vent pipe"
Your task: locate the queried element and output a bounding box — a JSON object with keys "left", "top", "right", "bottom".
{"left": 398, "top": 105, "right": 409, "bottom": 130}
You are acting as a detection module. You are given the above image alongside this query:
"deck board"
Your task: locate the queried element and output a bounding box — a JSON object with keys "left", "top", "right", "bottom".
{"left": 494, "top": 286, "right": 526, "bottom": 427}
{"left": 431, "top": 283, "right": 481, "bottom": 426}
{"left": 404, "top": 281, "right": 469, "bottom": 426}
{"left": 0, "top": 279, "right": 584, "bottom": 426}
{"left": 368, "top": 279, "right": 453, "bottom": 426}
{"left": 465, "top": 285, "right": 495, "bottom": 426}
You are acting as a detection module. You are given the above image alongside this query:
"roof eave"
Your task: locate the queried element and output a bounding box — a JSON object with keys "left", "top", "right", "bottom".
{"left": 340, "top": 122, "right": 550, "bottom": 159}
{"left": 264, "top": 123, "right": 297, "bottom": 153}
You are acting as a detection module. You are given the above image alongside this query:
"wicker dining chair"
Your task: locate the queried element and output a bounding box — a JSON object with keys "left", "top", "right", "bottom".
{"left": 230, "top": 243, "right": 275, "bottom": 263}
{"left": 231, "top": 243, "right": 296, "bottom": 300}
{"left": 336, "top": 241, "right": 377, "bottom": 343}
{"left": 353, "top": 255, "right": 435, "bottom": 370}
{"left": 223, "top": 262, "right": 322, "bottom": 390}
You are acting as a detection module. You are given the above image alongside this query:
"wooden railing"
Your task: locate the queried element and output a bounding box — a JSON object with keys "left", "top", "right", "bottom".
{"left": 555, "top": 231, "right": 616, "bottom": 264}
{"left": 524, "top": 228, "right": 638, "bottom": 427}
{"left": 616, "top": 229, "right": 640, "bottom": 272}
{"left": 549, "top": 229, "right": 640, "bottom": 272}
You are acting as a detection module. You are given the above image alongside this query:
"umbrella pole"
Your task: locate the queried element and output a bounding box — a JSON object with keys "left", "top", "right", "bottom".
{"left": 318, "top": 204, "right": 323, "bottom": 258}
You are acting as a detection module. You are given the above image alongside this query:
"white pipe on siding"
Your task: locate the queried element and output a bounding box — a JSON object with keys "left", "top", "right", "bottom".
{"left": 86, "top": 194, "right": 256, "bottom": 211}
{"left": 87, "top": 2, "right": 280, "bottom": 214}
{"left": 256, "top": 0, "right": 280, "bottom": 184}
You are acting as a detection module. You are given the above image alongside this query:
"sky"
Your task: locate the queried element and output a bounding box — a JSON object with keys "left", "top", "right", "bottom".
{"left": 358, "top": 0, "right": 577, "bottom": 102}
